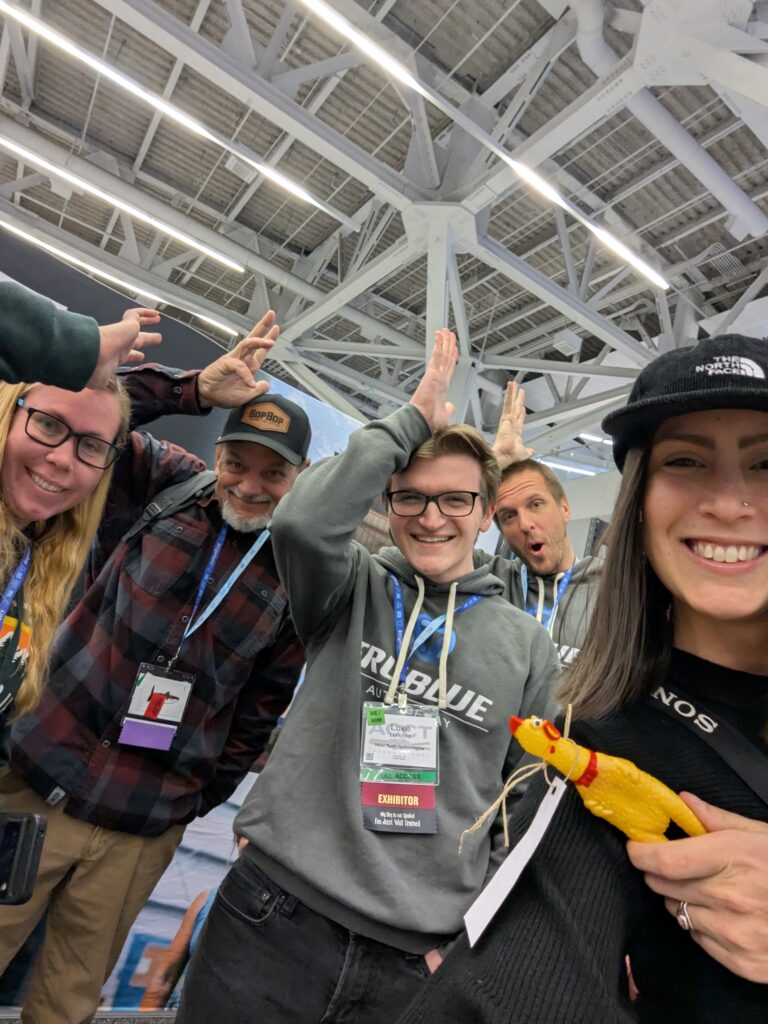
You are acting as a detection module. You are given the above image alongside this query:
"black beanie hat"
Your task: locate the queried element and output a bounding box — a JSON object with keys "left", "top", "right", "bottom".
{"left": 603, "top": 333, "right": 768, "bottom": 470}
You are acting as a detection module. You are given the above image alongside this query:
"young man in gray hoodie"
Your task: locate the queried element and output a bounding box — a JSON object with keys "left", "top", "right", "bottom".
{"left": 176, "top": 331, "right": 559, "bottom": 1024}
{"left": 481, "top": 382, "right": 604, "bottom": 664}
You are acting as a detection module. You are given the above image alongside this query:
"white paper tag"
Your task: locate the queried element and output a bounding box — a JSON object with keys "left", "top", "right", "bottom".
{"left": 464, "top": 777, "right": 567, "bottom": 947}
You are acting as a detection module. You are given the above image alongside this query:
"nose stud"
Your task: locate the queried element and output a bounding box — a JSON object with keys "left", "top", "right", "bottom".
{"left": 742, "top": 500, "right": 751, "bottom": 508}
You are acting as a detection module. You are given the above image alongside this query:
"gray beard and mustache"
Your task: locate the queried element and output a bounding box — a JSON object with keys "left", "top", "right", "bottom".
{"left": 220, "top": 488, "right": 274, "bottom": 533}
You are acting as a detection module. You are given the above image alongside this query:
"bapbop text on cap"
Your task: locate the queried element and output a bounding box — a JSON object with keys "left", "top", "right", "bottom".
{"left": 216, "top": 393, "right": 311, "bottom": 465}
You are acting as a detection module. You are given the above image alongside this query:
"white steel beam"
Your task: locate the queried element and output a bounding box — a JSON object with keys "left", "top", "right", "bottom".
{"left": 525, "top": 385, "right": 632, "bottom": 426}
{"left": 91, "top": 0, "right": 428, "bottom": 212}
{"left": 527, "top": 397, "right": 629, "bottom": 453}
{"left": 296, "top": 339, "right": 422, "bottom": 358}
{"left": 675, "top": 30, "right": 768, "bottom": 113}
{"left": 278, "top": 358, "right": 367, "bottom": 422}
{"left": 479, "top": 356, "right": 638, "bottom": 379}
{"left": 424, "top": 219, "right": 450, "bottom": 343}
{"left": 704, "top": 260, "right": 768, "bottom": 336}
{"left": 0, "top": 196, "right": 373, "bottom": 419}
{"left": 5, "top": 18, "right": 34, "bottom": 106}
{"left": 462, "top": 56, "right": 640, "bottom": 215}
{"left": 554, "top": 208, "right": 578, "bottom": 293}
{"left": 0, "top": 171, "right": 46, "bottom": 198}
{"left": 403, "top": 90, "right": 442, "bottom": 191}
{"left": 222, "top": 0, "right": 258, "bottom": 67}
{"left": 481, "top": 12, "right": 577, "bottom": 107}
{"left": 132, "top": 0, "right": 211, "bottom": 173}
{"left": 469, "top": 235, "right": 652, "bottom": 364}
{"left": 0, "top": 25, "right": 10, "bottom": 96}
{"left": 255, "top": 1, "right": 297, "bottom": 79}
{"left": 271, "top": 53, "right": 363, "bottom": 94}
{"left": 446, "top": 250, "right": 474, "bottom": 421}
{"left": 0, "top": 114, "right": 423, "bottom": 351}
{"left": 299, "top": 352, "right": 410, "bottom": 405}
{"left": 278, "top": 237, "right": 423, "bottom": 346}
{"left": 0, "top": 199, "right": 253, "bottom": 332}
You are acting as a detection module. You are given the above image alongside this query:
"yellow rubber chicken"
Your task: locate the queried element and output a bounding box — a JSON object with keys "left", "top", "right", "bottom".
{"left": 508, "top": 715, "right": 706, "bottom": 842}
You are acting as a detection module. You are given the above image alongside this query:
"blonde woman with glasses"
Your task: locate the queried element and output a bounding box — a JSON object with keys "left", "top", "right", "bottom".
{"left": 0, "top": 281, "right": 159, "bottom": 757}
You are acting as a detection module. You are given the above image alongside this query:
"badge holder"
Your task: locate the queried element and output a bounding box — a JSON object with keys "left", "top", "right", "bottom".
{"left": 118, "top": 662, "right": 195, "bottom": 751}
{"left": 117, "top": 525, "right": 269, "bottom": 753}
{"left": 359, "top": 701, "right": 440, "bottom": 834}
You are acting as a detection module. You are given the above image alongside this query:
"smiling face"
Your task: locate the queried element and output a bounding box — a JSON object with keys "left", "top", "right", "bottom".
{"left": 215, "top": 441, "right": 302, "bottom": 532}
{"left": 388, "top": 452, "right": 494, "bottom": 584}
{"left": 496, "top": 467, "right": 574, "bottom": 574}
{"left": 643, "top": 408, "right": 768, "bottom": 656}
{"left": 1, "top": 385, "right": 121, "bottom": 528}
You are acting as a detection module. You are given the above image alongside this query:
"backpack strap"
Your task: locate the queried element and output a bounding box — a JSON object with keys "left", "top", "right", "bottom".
{"left": 121, "top": 470, "right": 218, "bottom": 544}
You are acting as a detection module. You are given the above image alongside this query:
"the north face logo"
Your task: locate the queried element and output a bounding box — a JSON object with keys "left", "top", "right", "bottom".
{"left": 695, "top": 355, "right": 765, "bottom": 379}
{"left": 241, "top": 402, "right": 291, "bottom": 433}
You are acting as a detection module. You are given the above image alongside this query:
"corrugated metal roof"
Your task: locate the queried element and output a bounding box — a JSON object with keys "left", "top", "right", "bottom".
{"left": 0, "top": 0, "right": 766, "bottom": 430}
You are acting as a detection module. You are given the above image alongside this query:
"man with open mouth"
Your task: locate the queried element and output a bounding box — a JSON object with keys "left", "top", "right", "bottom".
{"left": 479, "top": 381, "right": 603, "bottom": 665}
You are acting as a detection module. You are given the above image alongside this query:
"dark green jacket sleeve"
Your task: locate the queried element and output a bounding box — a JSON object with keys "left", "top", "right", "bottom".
{"left": 0, "top": 282, "right": 99, "bottom": 390}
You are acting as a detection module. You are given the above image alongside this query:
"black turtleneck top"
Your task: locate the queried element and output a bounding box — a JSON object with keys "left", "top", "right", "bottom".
{"left": 397, "top": 650, "right": 768, "bottom": 1024}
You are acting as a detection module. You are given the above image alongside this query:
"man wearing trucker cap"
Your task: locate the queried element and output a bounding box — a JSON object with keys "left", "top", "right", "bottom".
{"left": 0, "top": 321, "right": 310, "bottom": 1024}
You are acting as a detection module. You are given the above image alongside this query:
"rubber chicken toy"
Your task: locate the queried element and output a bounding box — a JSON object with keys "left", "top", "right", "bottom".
{"left": 508, "top": 715, "right": 706, "bottom": 842}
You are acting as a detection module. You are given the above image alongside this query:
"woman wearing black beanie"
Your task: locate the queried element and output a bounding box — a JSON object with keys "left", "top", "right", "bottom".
{"left": 397, "top": 333, "right": 768, "bottom": 1023}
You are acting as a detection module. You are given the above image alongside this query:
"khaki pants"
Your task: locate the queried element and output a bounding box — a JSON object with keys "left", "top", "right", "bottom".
{"left": 0, "top": 769, "right": 184, "bottom": 1024}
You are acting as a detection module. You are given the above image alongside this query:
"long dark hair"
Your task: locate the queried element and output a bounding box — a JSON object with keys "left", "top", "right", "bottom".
{"left": 558, "top": 446, "right": 674, "bottom": 717}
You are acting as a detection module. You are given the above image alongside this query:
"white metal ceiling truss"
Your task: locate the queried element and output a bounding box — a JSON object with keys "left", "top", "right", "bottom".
{"left": 0, "top": 0, "right": 767, "bottom": 463}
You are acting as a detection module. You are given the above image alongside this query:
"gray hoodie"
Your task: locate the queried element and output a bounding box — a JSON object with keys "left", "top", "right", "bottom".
{"left": 235, "top": 405, "right": 559, "bottom": 953}
{"left": 477, "top": 548, "right": 605, "bottom": 664}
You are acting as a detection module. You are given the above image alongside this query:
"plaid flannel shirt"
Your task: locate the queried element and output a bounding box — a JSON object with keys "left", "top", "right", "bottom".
{"left": 10, "top": 365, "right": 304, "bottom": 836}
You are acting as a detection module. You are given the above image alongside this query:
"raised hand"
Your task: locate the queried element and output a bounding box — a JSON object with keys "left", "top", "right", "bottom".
{"left": 628, "top": 793, "right": 768, "bottom": 983}
{"left": 409, "top": 328, "right": 457, "bottom": 431}
{"left": 88, "top": 307, "right": 162, "bottom": 389}
{"left": 197, "top": 312, "right": 279, "bottom": 409}
{"left": 492, "top": 381, "right": 534, "bottom": 470}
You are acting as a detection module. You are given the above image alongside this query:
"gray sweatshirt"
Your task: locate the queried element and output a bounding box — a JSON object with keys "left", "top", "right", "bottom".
{"left": 235, "top": 405, "right": 559, "bottom": 954}
{"left": 478, "top": 549, "right": 605, "bottom": 664}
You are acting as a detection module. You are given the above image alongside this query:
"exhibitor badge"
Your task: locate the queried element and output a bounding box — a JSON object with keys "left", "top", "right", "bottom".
{"left": 361, "top": 781, "right": 437, "bottom": 834}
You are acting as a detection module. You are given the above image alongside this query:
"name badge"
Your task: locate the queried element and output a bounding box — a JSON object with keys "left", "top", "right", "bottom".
{"left": 360, "top": 703, "right": 439, "bottom": 834}
{"left": 464, "top": 778, "right": 567, "bottom": 946}
{"left": 118, "top": 662, "right": 195, "bottom": 751}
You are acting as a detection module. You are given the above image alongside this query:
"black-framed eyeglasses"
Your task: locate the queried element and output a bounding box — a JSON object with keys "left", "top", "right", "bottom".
{"left": 17, "top": 399, "right": 122, "bottom": 470}
{"left": 386, "top": 490, "right": 481, "bottom": 518}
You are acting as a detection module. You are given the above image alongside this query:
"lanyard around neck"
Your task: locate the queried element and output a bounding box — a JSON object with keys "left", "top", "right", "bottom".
{"left": 520, "top": 562, "right": 574, "bottom": 631}
{"left": 0, "top": 547, "right": 31, "bottom": 621}
{"left": 389, "top": 574, "right": 484, "bottom": 686}
{"left": 171, "top": 526, "right": 270, "bottom": 663}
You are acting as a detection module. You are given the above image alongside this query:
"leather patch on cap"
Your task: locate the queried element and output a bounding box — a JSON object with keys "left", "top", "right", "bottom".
{"left": 241, "top": 402, "right": 290, "bottom": 433}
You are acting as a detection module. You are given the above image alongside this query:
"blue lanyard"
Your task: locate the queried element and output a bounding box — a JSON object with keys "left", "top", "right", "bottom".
{"left": 390, "top": 574, "right": 484, "bottom": 684}
{"left": 0, "top": 547, "right": 31, "bottom": 621}
{"left": 176, "top": 526, "right": 271, "bottom": 652}
{"left": 519, "top": 563, "right": 574, "bottom": 630}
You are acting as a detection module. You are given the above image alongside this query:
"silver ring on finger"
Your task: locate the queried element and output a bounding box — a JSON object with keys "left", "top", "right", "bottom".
{"left": 675, "top": 900, "right": 694, "bottom": 933}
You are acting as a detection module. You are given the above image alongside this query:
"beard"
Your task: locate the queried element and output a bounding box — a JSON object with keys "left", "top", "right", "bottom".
{"left": 220, "top": 491, "right": 273, "bottom": 533}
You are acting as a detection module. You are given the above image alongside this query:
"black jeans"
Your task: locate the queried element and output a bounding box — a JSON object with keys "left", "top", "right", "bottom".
{"left": 176, "top": 856, "right": 432, "bottom": 1024}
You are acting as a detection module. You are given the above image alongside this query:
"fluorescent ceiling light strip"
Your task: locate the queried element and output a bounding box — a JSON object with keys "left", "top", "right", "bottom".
{"left": 0, "top": 135, "right": 244, "bottom": 273}
{"left": 0, "top": 215, "right": 238, "bottom": 336}
{"left": 298, "top": 0, "right": 428, "bottom": 96}
{"left": 0, "top": 1, "right": 351, "bottom": 228}
{"left": 295, "top": 0, "right": 669, "bottom": 290}
{"left": 580, "top": 432, "right": 613, "bottom": 445}
{"left": 540, "top": 459, "right": 598, "bottom": 477}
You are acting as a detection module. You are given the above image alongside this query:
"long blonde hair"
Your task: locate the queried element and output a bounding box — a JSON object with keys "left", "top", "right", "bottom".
{"left": 0, "top": 380, "right": 130, "bottom": 716}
